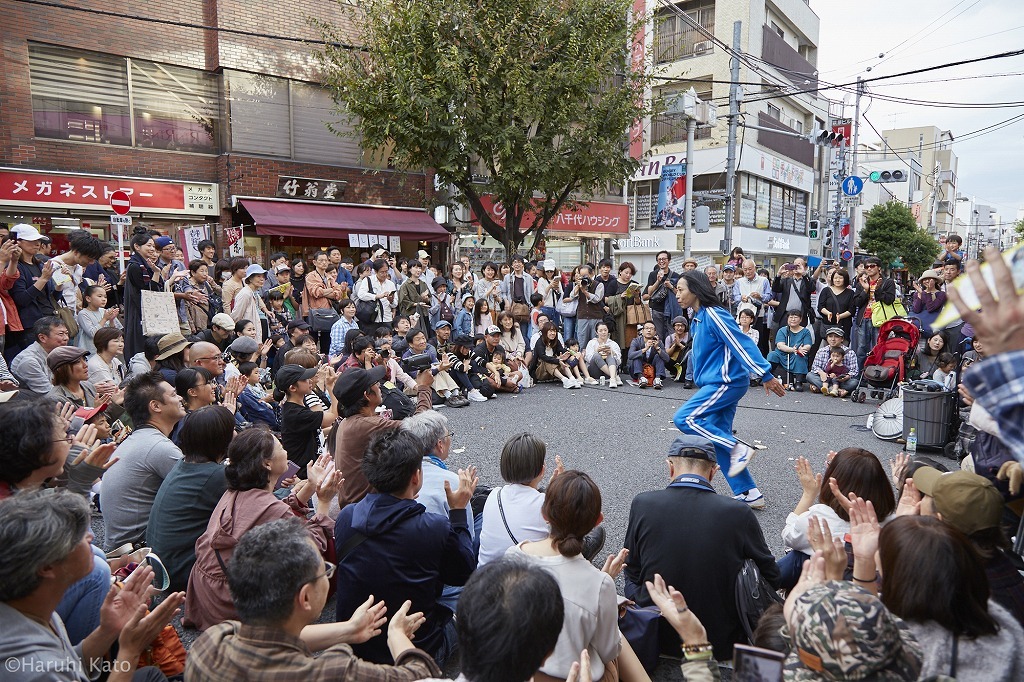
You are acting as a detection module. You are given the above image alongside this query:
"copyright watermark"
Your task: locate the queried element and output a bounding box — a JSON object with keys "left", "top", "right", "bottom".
{"left": 4, "top": 657, "right": 132, "bottom": 674}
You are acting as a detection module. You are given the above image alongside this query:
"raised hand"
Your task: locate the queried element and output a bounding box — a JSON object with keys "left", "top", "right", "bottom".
{"left": 388, "top": 600, "right": 426, "bottom": 640}
{"left": 601, "top": 548, "right": 629, "bottom": 579}
{"left": 344, "top": 595, "right": 387, "bottom": 644}
{"left": 116, "top": 590, "right": 185, "bottom": 660}
{"left": 894, "top": 479, "right": 922, "bottom": 517}
{"left": 307, "top": 453, "right": 334, "bottom": 490}
{"left": 998, "top": 461, "right": 1023, "bottom": 496}
{"left": 444, "top": 465, "right": 478, "bottom": 510}
{"left": 889, "top": 451, "right": 910, "bottom": 488}
{"left": 72, "top": 423, "right": 100, "bottom": 451}
{"left": 56, "top": 401, "right": 76, "bottom": 429}
{"left": 827, "top": 477, "right": 856, "bottom": 515}
{"left": 848, "top": 496, "right": 881, "bottom": 561}
{"left": 806, "top": 517, "right": 846, "bottom": 581}
{"left": 794, "top": 456, "right": 821, "bottom": 497}
{"left": 947, "top": 247, "right": 1024, "bottom": 356}
{"left": 317, "top": 467, "right": 345, "bottom": 501}
{"left": 73, "top": 442, "right": 119, "bottom": 472}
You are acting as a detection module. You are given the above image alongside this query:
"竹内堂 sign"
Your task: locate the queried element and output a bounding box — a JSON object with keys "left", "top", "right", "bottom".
{"left": 0, "top": 168, "right": 219, "bottom": 216}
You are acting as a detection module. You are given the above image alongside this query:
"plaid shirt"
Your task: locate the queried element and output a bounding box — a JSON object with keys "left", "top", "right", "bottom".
{"left": 186, "top": 621, "right": 441, "bottom": 682}
{"left": 810, "top": 345, "right": 859, "bottom": 378}
{"left": 965, "top": 351, "right": 1024, "bottom": 462}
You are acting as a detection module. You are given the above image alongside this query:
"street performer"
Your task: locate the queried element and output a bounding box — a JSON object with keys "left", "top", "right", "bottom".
{"left": 672, "top": 270, "right": 785, "bottom": 509}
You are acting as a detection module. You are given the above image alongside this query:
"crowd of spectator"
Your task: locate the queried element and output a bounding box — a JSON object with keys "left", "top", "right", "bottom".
{"left": 1, "top": 219, "right": 1023, "bottom": 682}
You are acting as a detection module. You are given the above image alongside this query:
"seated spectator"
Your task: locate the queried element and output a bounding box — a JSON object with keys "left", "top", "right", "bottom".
{"left": 175, "top": 366, "right": 218, "bottom": 415}
{"left": 931, "top": 351, "right": 958, "bottom": 388}
{"left": 0, "top": 490, "right": 185, "bottom": 682}
{"left": 806, "top": 326, "right": 859, "bottom": 396}
{"left": 584, "top": 321, "right": 622, "bottom": 387}
{"left": 46, "top": 345, "right": 101, "bottom": 408}
{"left": 223, "top": 334, "right": 266, "bottom": 383}
{"left": 333, "top": 365, "right": 433, "bottom": 507}
{"left": 235, "top": 361, "right": 280, "bottom": 430}
{"left": 334, "top": 428, "right": 476, "bottom": 665}
{"left": 781, "top": 571, "right": 923, "bottom": 680}
{"left": 191, "top": 312, "right": 236, "bottom": 352}
{"left": 778, "top": 448, "right": 896, "bottom": 588}
{"left": 153, "top": 331, "right": 191, "bottom": 384}
{"left": 88, "top": 326, "right": 127, "bottom": 386}
{"left": 419, "top": 559, "right": 565, "bottom": 682}
{"left": 185, "top": 430, "right": 341, "bottom": 630}
{"left": 474, "top": 326, "right": 521, "bottom": 394}
{"left": 270, "top": 319, "right": 309, "bottom": 377}
{"left": 873, "top": 515, "right": 1024, "bottom": 679}
{"left": 451, "top": 333, "right": 495, "bottom": 401}
{"left": 561, "top": 338, "right": 596, "bottom": 387}
{"left": 908, "top": 467, "right": 1024, "bottom": 626}
{"left": 11, "top": 316, "right": 68, "bottom": 394}
{"left": 337, "top": 334, "right": 375, "bottom": 374}
{"left": 627, "top": 320, "right": 669, "bottom": 389}
{"left": 914, "top": 331, "right": 950, "bottom": 380}
{"left": 623, "top": 435, "right": 779, "bottom": 660}
{"left": 497, "top": 310, "right": 528, "bottom": 376}
{"left": 186, "top": 518, "right": 441, "bottom": 681}
{"left": 664, "top": 315, "right": 691, "bottom": 386}
{"left": 0, "top": 399, "right": 116, "bottom": 644}
{"left": 511, "top": 470, "right": 647, "bottom": 681}
{"left": 101, "top": 371, "right": 186, "bottom": 551}
{"left": 126, "top": 334, "right": 161, "bottom": 381}
{"left": 531, "top": 322, "right": 578, "bottom": 389}
{"left": 276, "top": 363, "right": 339, "bottom": 475}
{"left": 766, "top": 311, "right": 811, "bottom": 389}
{"left": 147, "top": 405, "right": 233, "bottom": 592}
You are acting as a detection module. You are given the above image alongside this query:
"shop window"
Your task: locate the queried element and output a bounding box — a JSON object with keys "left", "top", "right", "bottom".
{"left": 291, "top": 82, "right": 361, "bottom": 166}
{"left": 130, "top": 60, "right": 219, "bottom": 153}
{"left": 29, "top": 44, "right": 132, "bottom": 146}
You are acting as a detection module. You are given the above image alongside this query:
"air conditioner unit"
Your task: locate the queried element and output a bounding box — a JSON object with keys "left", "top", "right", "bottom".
{"left": 693, "top": 41, "right": 713, "bottom": 54}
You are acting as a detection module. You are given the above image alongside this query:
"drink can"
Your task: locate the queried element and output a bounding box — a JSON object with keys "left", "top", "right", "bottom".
{"left": 599, "top": 376, "right": 606, "bottom": 386}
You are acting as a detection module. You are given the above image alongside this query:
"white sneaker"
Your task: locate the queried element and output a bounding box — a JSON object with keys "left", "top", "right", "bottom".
{"left": 734, "top": 488, "right": 766, "bottom": 509}
{"left": 638, "top": 377, "right": 649, "bottom": 388}
{"left": 728, "top": 442, "right": 757, "bottom": 477}
{"left": 653, "top": 377, "right": 663, "bottom": 390}
{"left": 584, "top": 377, "right": 599, "bottom": 385}
{"left": 467, "top": 389, "right": 488, "bottom": 402}
{"left": 561, "top": 376, "right": 575, "bottom": 389}
{"left": 609, "top": 376, "right": 620, "bottom": 388}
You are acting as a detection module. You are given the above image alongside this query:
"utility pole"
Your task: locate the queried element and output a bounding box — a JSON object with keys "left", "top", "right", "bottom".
{"left": 847, "top": 76, "right": 865, "bottom": 278}
{"left": 683, "top": 117, "right": 696, "bottom": 259}
{"left": 831, "top": 135, "right": 847, "bottom": 262}
{"left": 722, "top": 20, "right": 741, "bottom": 256}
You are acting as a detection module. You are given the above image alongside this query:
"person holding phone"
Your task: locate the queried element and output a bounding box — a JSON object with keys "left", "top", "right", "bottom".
{"left": 644, "top": 250, "right": 679, "bottom": 346}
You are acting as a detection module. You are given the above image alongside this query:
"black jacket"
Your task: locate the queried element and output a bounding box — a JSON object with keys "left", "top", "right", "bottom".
{"left": 853, "top": 276, "right": 897, "bottom": 312}
{"left": 623, "top": 480, "right": 780, "bottom": 660}
{"left": 772, "top": 275, "right": 815, "bottom": 324}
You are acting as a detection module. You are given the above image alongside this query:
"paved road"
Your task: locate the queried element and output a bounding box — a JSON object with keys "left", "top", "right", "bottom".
{"left": 438, "top": 378, "right": 919, "bottom": 679}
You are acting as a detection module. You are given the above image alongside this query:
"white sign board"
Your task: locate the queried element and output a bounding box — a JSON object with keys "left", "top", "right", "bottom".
{"left": 110, "top": 214, "right": 132, "bottom": 225}
{"left": 140, "top": 291, "right": 181, "bottom": 336}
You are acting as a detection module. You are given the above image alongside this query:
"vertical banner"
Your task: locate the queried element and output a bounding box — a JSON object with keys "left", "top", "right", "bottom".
{"left": 179, "top": 225, "right": 211, "bottom": 265}
{"left": 225, "top": 227, "right": 245, "bottom": 257}
{"left": 652, "top": 163, "right": 687, "bottom": 228}
{"left": 628, "top": 0, "right": 647, "bottom": 160}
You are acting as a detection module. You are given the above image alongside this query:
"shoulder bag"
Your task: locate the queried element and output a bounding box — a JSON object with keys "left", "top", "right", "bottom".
{"left": 496, "top": 487, "right": 519, "bottom": 544}
{"left": 626, "top": 301, "right": 653, "bottom": 326}
{"left": 735, "top": 558, "right": 783, "bottom": 642}
{"left": 355, "top": 277, "right": 381, "bottom": 324}
{"left": 871, "top": 298, "right": 908, "bottom": 328}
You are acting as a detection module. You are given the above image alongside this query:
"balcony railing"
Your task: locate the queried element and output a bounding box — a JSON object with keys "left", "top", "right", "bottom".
{"left": 761, "top": 25, "right": 818, "bottom": 91}
{"left": 756, "top": 111, "right": 813, "bottom": 167}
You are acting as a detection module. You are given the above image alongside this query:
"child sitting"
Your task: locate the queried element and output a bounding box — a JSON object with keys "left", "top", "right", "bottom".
{"left": 822, "top": 347, "right": 851, "bottom": 397}
{"left": 563, "top": 337, "right": 597, "bottom": 385}
{"left": 931, "top": 352, "right": 957, "bottom": 389}
{"left": 236, "top": 361, "right": 280, "bottom": 430}
{"left": 486, "top": 344, "right": 523, "bottom": 390}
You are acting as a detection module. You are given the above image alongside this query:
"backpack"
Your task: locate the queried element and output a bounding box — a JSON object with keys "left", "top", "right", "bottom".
{"left": 735, "top": 558, "right": 783, "bottom": 642}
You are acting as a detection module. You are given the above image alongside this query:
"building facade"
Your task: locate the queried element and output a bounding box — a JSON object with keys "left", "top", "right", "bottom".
{"left": 624, "top": 0, "right": 828, "bottom": 272}
{"left": 0, "top": 0, "right": 447, "bottom": 264}
{"left": 879, "top": 126, "right": 958, "bottom": 237}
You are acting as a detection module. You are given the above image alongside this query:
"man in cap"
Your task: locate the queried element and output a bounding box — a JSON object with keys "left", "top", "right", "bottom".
{"left": 154, "top": 235, "right": 185, "bottom": 279}
{"left": 682, "top": 257, "right": 699, "bottom": 271}
{"left": 276, "top": 363, "right": 339, "bottom": 475}
{"left": 11, "top": 315, "right": 68, "bottom": 394}
{"left": 718, "top": 263, "right": 738, "bottom": 315}
{"left": 417, "top": 250, "right": 434, "bottom": 288}
{"left": 472, "top": 326, "right": 519, "bottom": 395}
{"left": 852, "top": 256, "right": 897, "bottom": 366}
{"left": 271, "top": 319, "right": 311, "bottom": 377}
{"left": 7, "top": 224, "right": 57, "bottom": 354}
{"left": 101, "top": 370, "right": 186, "bottom": 550}
{"left": 190, "top": 312, "right": 236, "bottom": 351}
{"left": 333, "top": 365, "right": 434, "bottom": 507}
{"left": 623, "top": 434, "right": 779, "bottom": 660}
{"left": 806, "top": 326, "right": 859, "bottom": 396}
{"left": 910, "top": 467, "right": 1024, "bottom": 624}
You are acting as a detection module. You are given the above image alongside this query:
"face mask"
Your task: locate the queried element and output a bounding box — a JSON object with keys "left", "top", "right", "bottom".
{"left": 221, "top": 272, "right": 230, "bottom": 282}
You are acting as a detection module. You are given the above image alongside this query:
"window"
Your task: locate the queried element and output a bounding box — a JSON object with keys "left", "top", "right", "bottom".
{"left": 766, "top": 104, "right": 781, "bottom": 120}
{"left": 28, "top": 43, "right": 218, "bottom": 152}
{"left": 226, "top": 71, "right": 362, "bottom": 166}
{"left": 654, "top": 3, "right": 715, "bottom": 64}
{"left": 771, "top": 21, "right": 784, "bottom": 39}
{"left": 651, "top": 82, "right": 713, "bottom": 145}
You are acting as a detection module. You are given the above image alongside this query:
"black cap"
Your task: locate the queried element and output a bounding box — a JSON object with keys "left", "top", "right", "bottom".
{"left": 287, "top": 320, "right": 311, "bottom": 331}
{"left": 333, "top": 366, "right": 387, "bottom": 408}
{"left": 273, "top": 364, "right": 317, "bottom": 401}
{"left": 453, "top": 334, "right": 476, "bottom": 347}
{"left": 666, "top": 435, "right": 716, "bottom": 462}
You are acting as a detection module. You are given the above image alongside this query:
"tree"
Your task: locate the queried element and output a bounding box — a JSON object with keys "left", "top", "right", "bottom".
{"left": 1014, "top": 217, "right": 1024, "bottom": 240}
{"left": 314, "top": 0, "right": 657, "bottom": 256}
{"left": 859, "top": 201, "right": 941, "bottom": 275}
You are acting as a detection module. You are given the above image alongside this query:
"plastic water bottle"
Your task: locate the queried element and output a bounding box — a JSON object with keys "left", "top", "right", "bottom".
{"left": 907, "top": 428, "right": 917, "bottom": 456}
{"left": 599, "top": 376, "right": 606, "bottom": 387}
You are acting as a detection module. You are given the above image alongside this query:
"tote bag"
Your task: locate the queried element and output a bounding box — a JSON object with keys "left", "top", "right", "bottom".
{"left": 871, "top": 299, "right": 908, "bottom": 328}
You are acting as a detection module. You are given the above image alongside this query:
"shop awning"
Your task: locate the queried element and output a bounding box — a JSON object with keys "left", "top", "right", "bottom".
{"left": 238, "top": 198, "right": 451, "bottom": 242}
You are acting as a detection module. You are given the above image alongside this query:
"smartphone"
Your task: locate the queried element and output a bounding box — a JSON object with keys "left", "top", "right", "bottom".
{"left": 67, "top": 415, "right": 86, "bottom": 437}
{"left": 275, "top": 460, "right": 301, "bottom": 489}
{"left": 732, "top": 644, "right": 784, "bottom": 682}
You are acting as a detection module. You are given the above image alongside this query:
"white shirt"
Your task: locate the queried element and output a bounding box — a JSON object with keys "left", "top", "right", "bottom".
{"left": 478, "top": 484, "right": 548, "bottom": 565}
{"left": 782, "top": 504, "right": 849, "bottom": 554}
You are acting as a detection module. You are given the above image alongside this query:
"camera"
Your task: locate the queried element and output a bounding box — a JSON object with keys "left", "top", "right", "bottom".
{"left": 403, "top": 353, "right": 432, "bottom": 372}
{"left": 580, "top": 276, "right": 592, "bottom": 288}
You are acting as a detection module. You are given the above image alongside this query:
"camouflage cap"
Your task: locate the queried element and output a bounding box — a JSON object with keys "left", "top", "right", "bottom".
{"left": 783, "top": 581, "right": 923, "bottom": 681}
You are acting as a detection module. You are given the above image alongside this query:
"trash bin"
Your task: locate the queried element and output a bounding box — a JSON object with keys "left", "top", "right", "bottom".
{"left": 903, "top": 385, "right": 955, "bottom": 449}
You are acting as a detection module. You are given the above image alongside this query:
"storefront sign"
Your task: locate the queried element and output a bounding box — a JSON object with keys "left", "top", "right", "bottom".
{"left": 476, "top": 195, "right": 628, "bottom": 235}
{"left": 0, "top": 168, "right": 218, "bottom": 215}
{"left": 225, "top": 226, "right": 245, "bottom": 257}
{"left": 744, "top": 150, "right": 813, "bottom": 193}
{"left": 614, "top": 229, "right": 676, "bottom": 252}
{"left": 180, "top": 225, "right": 212, "bottom": 264}
{"left": 652, "top": 163, "right": 686, "bottom": 228}
{"left": 767, "top": 235, "right": 791, "bottom": 251}
{"left": 276, "top": 176, "right": 347, "bottom": 202}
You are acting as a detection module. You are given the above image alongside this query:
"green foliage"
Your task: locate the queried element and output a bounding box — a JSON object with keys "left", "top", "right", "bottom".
{"left": 860, "top": 201, "right": 941, "bottom": 275}
{"left": 314, "top": 0, "right": 657, "bottom": 255}
{"left": 1014, "top": 217, "right": 1024, "bottom": 239}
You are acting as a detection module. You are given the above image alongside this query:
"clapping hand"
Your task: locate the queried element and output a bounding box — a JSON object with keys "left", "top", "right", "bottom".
{"left": 894, "top": 479, "right": 922, "bottom": 517}
{"left": 306, "top": 453, "right": 334, "bottom": 490}
{"left": 444, "top": 465, "right": 478, "bottom": 510}
{"left": 848, "top": 495, "right": 881, "bottom": 561}
{"left": 889, "top": 451, "right": 910, "bottom": 487}
{"left": 948, "top": 246, "right": 1024, "bottom": 356}
{"left": 343, "top": 595, "right": 387, "bottom": 644}
{"left": 998, "top": 461, "right": 1023, "bottom": 496}
{"left": 388, "top": 600, "right": 426, "bottom": 640}
{"left": 601, "top": 548, "right": 629, "bottom": 579}
{"left": 56, "top": 401, "right": 77, "bottom": 429}
{"left": 565, "top": 650, "right": 592, "bottom": 682}
{"left": 806, "top": 517, "right": 846, "bottom": 580}
{"left": 794, "top": 457, "right": 821, "bottom": 497}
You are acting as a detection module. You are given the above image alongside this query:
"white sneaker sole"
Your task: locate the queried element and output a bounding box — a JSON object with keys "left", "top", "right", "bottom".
{"left": 728, "top": 446, "right": 756, "bottom": 478}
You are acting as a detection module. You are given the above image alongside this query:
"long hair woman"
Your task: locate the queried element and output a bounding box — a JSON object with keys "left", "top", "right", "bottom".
{"left": 122, "top": 228, "right": 164, "bottom": 360}
{"left": 672, "top": 271, "right": 783, "bottom": 508}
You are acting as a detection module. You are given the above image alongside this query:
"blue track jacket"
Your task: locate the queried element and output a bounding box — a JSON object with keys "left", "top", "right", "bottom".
{"left": 690, "top": 305, "right": 771, "bottom": 386}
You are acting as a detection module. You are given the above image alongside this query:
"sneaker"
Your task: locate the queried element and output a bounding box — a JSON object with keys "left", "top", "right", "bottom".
{"left": 638, "top": 377, "right": 649, "bottom": 388}
{"left": 829, "top": 385, "right": 840, "bottom": 397}
{"left": 808, "top": 384, "right": 819, "bottom": 393}
{"left": 584, "top": 377, "right": 599, "bottom": 385}
{"left": 467, "top": 389, "right": 488, "bottom": 402}
{"left": 627, "top": 378, "right": 640, "bottom": 387}
{"left": 682, "top": 379, "right": 695, "bottom": 389}
{"left": 653, "top": 377, "right": 663, "bottom": 390}
{"left": 561, "top": 376, "right": 575, "bottom": 389}
{"left": 446, "top": 392, "right": 468, "bottom": 408}
{"left": 568, "top": 379, "right": 582, "bottom": 389}
{"left": 609, "top": 376, "right": 620, "bottom": 388}
{"left": 488, "top": 392, "right": 497, "bottom": 399}
{"left": 734, "top": 488, "right": 766, "bottom": 509}
{"left": 728, "top": 441, "right": 757, "bottom": 477}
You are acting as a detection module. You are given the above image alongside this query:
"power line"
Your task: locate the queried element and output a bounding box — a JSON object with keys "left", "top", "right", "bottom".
{"left": 9, "top": 0, "right": 364, "bottom": 50}
{"left": 871, "top": 0, "right": 983, "bottom": 72}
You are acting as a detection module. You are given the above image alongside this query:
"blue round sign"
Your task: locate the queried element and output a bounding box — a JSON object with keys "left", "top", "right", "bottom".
{"left": 841, "top": 249, "right": 853, "bottom": 261}
{"left": 841, "top": 176, "right": 864, "bottom": 196}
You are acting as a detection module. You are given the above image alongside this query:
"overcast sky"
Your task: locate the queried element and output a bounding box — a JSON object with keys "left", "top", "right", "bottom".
{"left": 814, "top": 0, "right": 1024, "bottom": 221}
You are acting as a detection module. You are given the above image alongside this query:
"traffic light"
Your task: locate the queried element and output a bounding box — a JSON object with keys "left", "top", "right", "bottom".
{"left": 808, "top": 219, "right": 820, "bottom": 240}
{"left": 822, "top": 225, "right": 834, "bottom": 250}
{"left": 806, "top": 127, "right": 844, "bottom": 146}
{"left": 868, "top": 169, "right": 907, "bottom": 183}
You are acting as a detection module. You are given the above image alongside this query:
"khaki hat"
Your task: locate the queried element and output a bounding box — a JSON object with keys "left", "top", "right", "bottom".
{"left": 918, "top": 269, "right": 943, "bottom": 286}
{"left": 155, "top": 332, "right": 191, "bottom": 361}
{"left": 210, "top": 313, "right": 235, "bottom": 330}
{"left": 913, "top": 467, "right": 1004, "bottom": 535}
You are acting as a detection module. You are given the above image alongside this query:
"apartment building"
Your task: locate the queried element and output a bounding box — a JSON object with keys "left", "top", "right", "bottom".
{"left": 622, "top": 0, "right": 828, "bottom": 271}
{"left": 879, "top": 126, "right": 958, "bottom": 237}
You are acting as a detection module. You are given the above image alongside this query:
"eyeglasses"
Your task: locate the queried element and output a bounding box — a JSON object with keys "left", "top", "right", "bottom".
{"left": 51, "top": 435, "right": 75, "bottom": 444}
{"left": 193, "top": 356, "right": 222, "bottom": 362}
{"left": 866, "top": 264, "right": 879, "bottom": 269}
{"left": 447, "top": 431, "right": 456, "bottom": 440}
{"left": 310, "top": 561, "right": 337, "bottom": 583}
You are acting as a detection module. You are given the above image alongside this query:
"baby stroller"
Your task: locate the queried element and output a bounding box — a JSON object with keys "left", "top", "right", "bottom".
{"left": 853, "top": 318, "right": 921, "bottom": 403}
